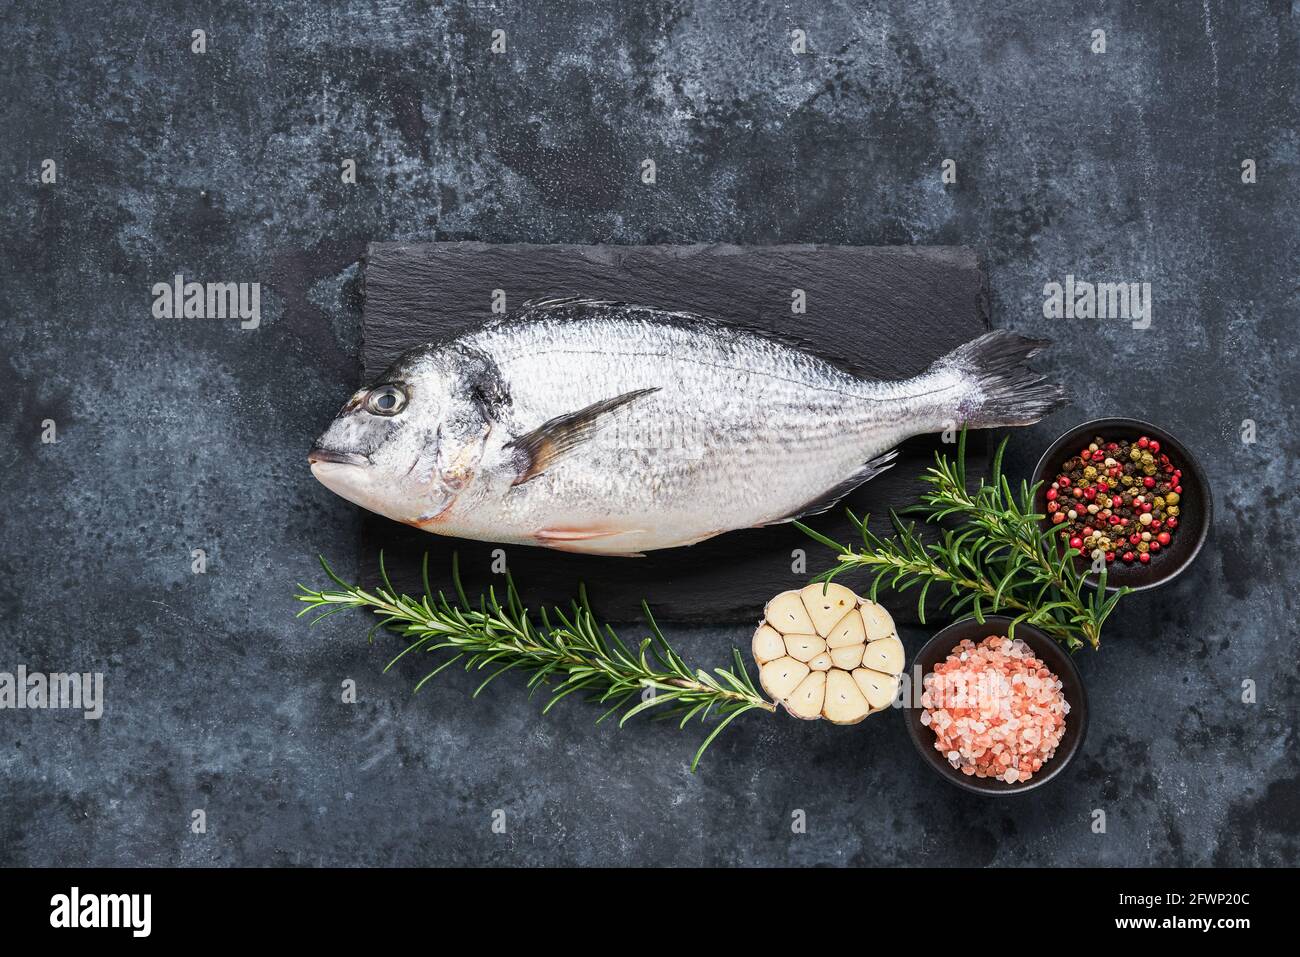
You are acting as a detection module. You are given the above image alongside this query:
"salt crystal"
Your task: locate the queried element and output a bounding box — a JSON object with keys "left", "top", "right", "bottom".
{"left": 919, "top": 634, "right": 1068, "bottom": 785}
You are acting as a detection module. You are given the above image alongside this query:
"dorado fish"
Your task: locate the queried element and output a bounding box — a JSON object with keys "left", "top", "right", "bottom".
{"left": 309, "top": 298, "right": 1064, "bottom": 555}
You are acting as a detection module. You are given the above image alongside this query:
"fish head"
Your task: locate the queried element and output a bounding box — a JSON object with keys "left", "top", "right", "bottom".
{"left": 309, "top": 345, "right": 499, "bottom": 525}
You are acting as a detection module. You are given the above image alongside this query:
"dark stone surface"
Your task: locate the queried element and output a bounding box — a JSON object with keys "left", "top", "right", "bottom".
{"left": 1, "top": 0, "right": 1296, "bottom": 867}
{"left": 360, "top": 241, "right": 991, "bottom": 621}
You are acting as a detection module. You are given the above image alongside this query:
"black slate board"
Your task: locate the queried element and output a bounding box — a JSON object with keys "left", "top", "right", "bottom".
{"left": 359, "top": 242, "right": 990, "bottom": 623}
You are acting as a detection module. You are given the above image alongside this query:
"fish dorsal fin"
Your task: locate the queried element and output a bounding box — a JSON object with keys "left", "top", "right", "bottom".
{"left": 766, "top": 448, "right": 900, "bottom": 525}
{"left": 506, "top": 388, "right": 660, "bottom": 486}
{"left": 520, "top": 296, "right": 628, "bottom": 311}
{"left": 516, "top": 298, "right": 728, "bottom": 329}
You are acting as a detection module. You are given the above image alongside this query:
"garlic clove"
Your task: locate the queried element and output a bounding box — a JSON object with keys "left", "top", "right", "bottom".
{"left": 752, "top": 624, "right": 787, "bottom": 665}
{"left": 853, "top": 668, "right": 900, "bottom": 710}
{"left": 759, "top": 657, "right": 810, "bottom": 700}
{"left": 765, "top": 590, "right": 815, "bottom": 635}
{"left": 859, "top": 599, "right": 897, "bottom": 642}
{"left": 784, "top": 671, "right": 827, "bottom": 719}
{"left": 799, "top": 582, "right": 857, "bottom": 637}
{"left": 862, "top": 635, "right": 905, "bottom": 675}
{"left": 824, "top": 606, "right": 866, "bottom": 649}
{"left": 783, "top": 634, "right": 827, "bottom": 663}
{"left": 823, "top": 669, "right": 872, "bottom": 724}
{"left": 807, "top": 652, "right": 833, "bottom": 672}
{"left": 829, "top": 643, "right": 864, "bottom": 670}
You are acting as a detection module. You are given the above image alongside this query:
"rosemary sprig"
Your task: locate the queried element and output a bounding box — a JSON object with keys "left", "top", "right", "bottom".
{"left": 797, "top": 431, "right": 1129, "bottom": 651}
{"left": 295, "top": 554, "right": 774, "bottom": 770}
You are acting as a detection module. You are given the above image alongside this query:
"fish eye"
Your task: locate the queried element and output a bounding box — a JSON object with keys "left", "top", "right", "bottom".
{"left": 366, "top": 384, "right": 407, "bottom": 416}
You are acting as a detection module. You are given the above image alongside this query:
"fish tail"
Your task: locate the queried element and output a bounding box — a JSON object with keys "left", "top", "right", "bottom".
{"left": 937, "top": 330, "right": 1067, "bottom": 427}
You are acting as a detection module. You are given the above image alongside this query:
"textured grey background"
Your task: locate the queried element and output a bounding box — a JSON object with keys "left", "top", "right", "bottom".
{"left": 1, "top": 0, "right": 1296, "bottom": 867}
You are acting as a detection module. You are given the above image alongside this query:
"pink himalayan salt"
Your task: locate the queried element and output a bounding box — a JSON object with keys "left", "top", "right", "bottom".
{"left": 920, "top": 635, "right": 1069, "bottom": 784}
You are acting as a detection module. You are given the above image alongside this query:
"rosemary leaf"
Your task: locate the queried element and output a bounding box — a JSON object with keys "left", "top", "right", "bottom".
{"left": 295, "top": 556, "right": 775, "bottom": 770}
{"left": 798, "top": 433, "right": 1130, "bottom": 650}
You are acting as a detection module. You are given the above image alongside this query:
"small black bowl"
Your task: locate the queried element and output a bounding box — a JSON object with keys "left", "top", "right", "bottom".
{"left": 1031, "top": 417, "right": 1212, "bottom": 593}
{"left": 903, "top": 615, "right": 1087, "bottom": 796}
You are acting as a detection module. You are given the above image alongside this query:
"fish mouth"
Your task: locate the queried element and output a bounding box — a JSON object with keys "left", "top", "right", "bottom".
{"left": 308, "top": 446, "right": 369, "bottom": 467}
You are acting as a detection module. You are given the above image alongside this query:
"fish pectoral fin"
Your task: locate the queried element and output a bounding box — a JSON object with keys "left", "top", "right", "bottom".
{"left": 505, "top": 387, "right": 660, "bottom": 486}
{"left": 763, "top": 447, "right": 900, "bottom": 525}
{"left": 536, "top": 525, "right": 644, "bottom": 542}
{"left": 535, "top": 525, "right": 647, "bottom": 557}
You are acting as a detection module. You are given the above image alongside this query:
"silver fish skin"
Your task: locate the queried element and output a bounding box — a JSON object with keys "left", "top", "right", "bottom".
{"left": 309, "top": 299, "right": 1064, "bottom": 555}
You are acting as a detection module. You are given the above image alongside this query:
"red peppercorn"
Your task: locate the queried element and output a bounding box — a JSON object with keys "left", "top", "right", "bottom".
{"left": 1149, "top": 441, "right": 1160, "bottom": 453}
{"left": 1138, "top": 552, "right": 1151, "bottom": 564}
{"left": 1083, "top": 486, "right": 1097, "bottom": 501}
{"left": 1149, "top": 542, "right": 1161, "bottom": 552}
{"left": 1143, "top": 476, "right": 1155, "bottom": 488}
{"left": 1069, "top": 536, "right": 1083, "bottom": 550}
{"left": 1174, "top": 485, "right": 1182, "bottom": 494}
{"left": 1122, "top": 551, "right": 1136, "bottom": 563}
{"left": 1059, "top": 476, "right": 1071, "bottom": 488}
{"left": 1129, "top": 533, "right": 1141, "bottom": 545}
{"left": 1167, "top": 517, "right": 1179, "bottom": 529}
{"left": 1137, "top": 436, "right": 1149, "bottom": 448}
{"left": 1141, "top": 502, "right": 1152, "bottom": 513}
{"left": 1079, "top": 449, "right": 1091, "bottom": 461}
{"left": 1109, "top": 515, "right": 1121, "bottom": 525}
{"left": 1052, "top": 513, "right": 1066, "bottom": 524}
{"left": 1046, "top": 488, "right": 1058, "bottom": 501}
{"left": 1105, "top": 551, "right": 1115, "bottom": 562}
{"left": 1157, "top": 532, "right": 1171, "bottom": 545}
